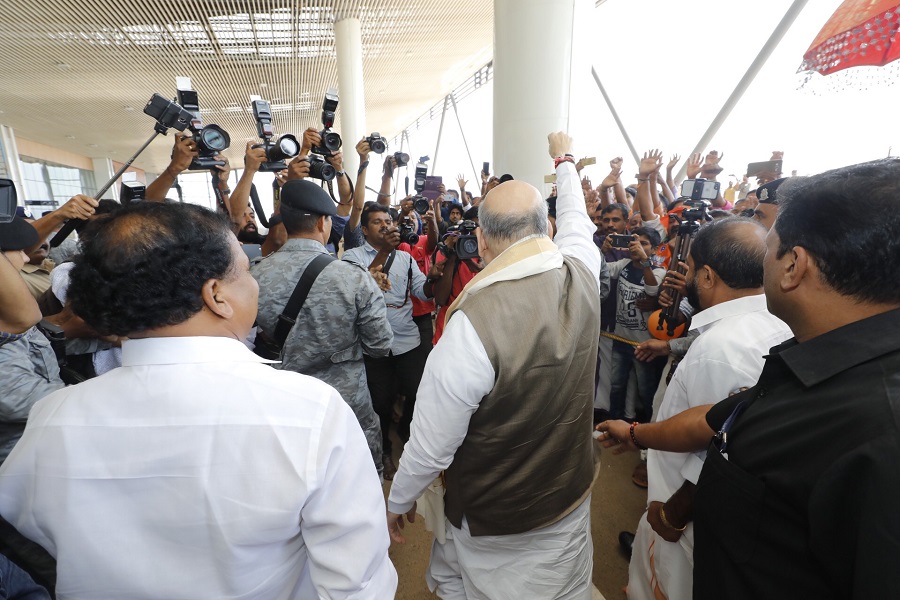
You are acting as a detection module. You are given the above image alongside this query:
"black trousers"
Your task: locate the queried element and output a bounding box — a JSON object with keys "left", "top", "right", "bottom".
{"left": 364, "top": 315, "right": 432, "bottom": 454}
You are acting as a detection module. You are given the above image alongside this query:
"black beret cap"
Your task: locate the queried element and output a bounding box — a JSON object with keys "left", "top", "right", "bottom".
{"left": 280, "top": 179, "right": 337, "bottom": 217}
{"left": 757, "top": 178, "right": 788, "bottom": 205}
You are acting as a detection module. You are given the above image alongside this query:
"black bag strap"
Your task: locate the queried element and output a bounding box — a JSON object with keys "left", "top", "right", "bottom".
{"left": 273, "top": 254, "right": 335, "bottom": 347}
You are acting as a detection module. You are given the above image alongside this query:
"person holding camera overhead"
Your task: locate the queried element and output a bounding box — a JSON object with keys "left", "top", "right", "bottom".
{"left": 342, "top": 203, "right": 436, "bottom": 479}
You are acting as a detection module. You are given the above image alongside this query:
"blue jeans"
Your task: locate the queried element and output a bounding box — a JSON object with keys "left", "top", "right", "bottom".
{"left": 609, "top": 340, "right": 666, "bottom": 423}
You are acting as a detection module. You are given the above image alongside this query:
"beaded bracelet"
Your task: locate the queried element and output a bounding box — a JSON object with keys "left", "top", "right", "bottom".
{"left": 630, "top": 421, "right": 647, "bottom": 450}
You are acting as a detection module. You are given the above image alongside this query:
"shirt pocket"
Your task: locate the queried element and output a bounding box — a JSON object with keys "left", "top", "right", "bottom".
{"left": 330, "top": 343, "right": 362, "bottom": 364}
{"left": 695, "top": 445, "right": 765, "bottom": 565}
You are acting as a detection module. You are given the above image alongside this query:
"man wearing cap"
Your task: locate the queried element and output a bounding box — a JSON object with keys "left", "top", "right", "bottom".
{"left": 751, "top": 178, "right": 788, "bottom": 231}
{"left": 0, "top": 216, "right": 64, "bottom": 465}
{"left": 252, "top": 179, "right": 393, "bottom": 478}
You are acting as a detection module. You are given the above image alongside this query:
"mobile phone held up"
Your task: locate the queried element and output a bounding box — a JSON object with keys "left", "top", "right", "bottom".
{"left": 609, "top": 234, "right": 633, "bottom": 249}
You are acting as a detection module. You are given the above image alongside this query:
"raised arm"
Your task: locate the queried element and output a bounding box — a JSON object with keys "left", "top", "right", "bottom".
{"left": 145, "top": 133, "right": 197, "bottom": 201}
{"left": 347, "top": 138, "right": 371, "bottom": 232}
{"left": 228, "top": 142, "right": 267, "bottom": 233}
{"left": 28, "top": 195, "right": 98, "bottom": 251}
{"left": 325, "top": 151, "right": 352, "bottom": 215}
{"left": 378, "top": 156, "right": 397, "bottom": 207}
{"left": 635, "top": 150, "right": 663, "bottom": 222}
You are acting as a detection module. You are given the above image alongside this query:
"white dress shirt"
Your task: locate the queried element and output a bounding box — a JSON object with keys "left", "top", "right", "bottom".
{"left": 646, "top": 293, "right": 792, "bottom": 551}
{"left": 388, "top": 160, "right": 604, "bottom": 514}
{"left": 0, "top": 336, "right": 397, "bottom": 599}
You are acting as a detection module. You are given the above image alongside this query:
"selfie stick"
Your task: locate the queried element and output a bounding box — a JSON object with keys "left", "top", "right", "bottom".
{"left": 50, "top": 99, "right": 191, "bottom": 247}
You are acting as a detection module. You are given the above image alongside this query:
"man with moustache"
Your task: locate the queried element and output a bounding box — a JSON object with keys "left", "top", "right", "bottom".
{"left": 598, "top": 217, "right": 791, "bottom": 600}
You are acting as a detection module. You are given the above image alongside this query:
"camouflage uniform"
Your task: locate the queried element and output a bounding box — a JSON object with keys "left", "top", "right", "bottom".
{"left": 252, "top": 238, "right": 393, "bottom": 477}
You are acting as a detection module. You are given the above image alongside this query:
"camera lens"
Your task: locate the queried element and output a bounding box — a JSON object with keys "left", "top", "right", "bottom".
{"left": 309, "top": 157, "right": 336, "bottom": 182}
{"left": 322, "top": 131, "right": 342, "bottom": 152}
{"left": 198, "top": 125, "right": 230, "bottom": 153}
{"left": 413, "top": 197, "right": 429, "bottom": 215}
{"left": 394, "top": 152, "right": 410, "bottom": 167}
{"left": 267, "top": 134, "right": 299, "bottom": 161}
{"left": 460, "top": 238, "right": 478, "bottom": 256}
{"left": 369, "top": 137, "right": 386, "bottom": 154}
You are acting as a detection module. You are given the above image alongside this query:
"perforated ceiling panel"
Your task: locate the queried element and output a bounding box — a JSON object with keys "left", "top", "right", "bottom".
{"left": 0, "top": 0, "right": 493, "bottom": 173}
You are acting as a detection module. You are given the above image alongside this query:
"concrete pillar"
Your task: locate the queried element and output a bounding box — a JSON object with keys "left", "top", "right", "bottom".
{"left": 493, "top": 0, "right": 591, "bottom": 190}
{"left": 334, "top": 15, "right": 366, "bottom": 180}
{"left": 92, "top": 157, "right": 118, "bottom": 201}
{"left": 0, "top": 125, "right": 25, "bottom": 204}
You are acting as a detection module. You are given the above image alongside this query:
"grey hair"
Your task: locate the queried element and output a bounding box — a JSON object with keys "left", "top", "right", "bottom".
{"left": 479, "top": 198, "right": 549, "bottom": 245}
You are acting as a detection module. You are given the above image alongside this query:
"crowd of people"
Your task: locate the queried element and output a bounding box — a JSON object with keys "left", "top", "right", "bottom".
{"left": 0, "top": 119, "right": 897, "bottom": 600}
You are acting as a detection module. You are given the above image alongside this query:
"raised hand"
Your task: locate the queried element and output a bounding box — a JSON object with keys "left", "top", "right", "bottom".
{"left": 667, "top": 154, "right": 681, "bottom": 171}
{"left": 548, "top": 131, "right": 574, "bottom": 158}
{"left": 356, "top": 137, "right": 371, "bottom": 162}
{"left": 639, "top": 149, "right": 664, "bottom": 178}
{"left": 700, "top": 150, "right": 724, "bottom": 179}
{"left": 686, "top": 153, "right": 703, "bottom": 179}
{"left": 170, "top": 133, "right": 198, "bottom": 174}
{"left": 457, "top": 174, "right": 467, "bottom": 189}
{"left": 610, "top": 156, "right": 623, "bottom": 171}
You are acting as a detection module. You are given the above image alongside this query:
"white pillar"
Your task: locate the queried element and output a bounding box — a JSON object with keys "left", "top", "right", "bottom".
{"left": 334, "top": 15, "right": 366, "bottom": 180}
{"left": 0, "top": 125, "right": 25, "bottom": 204}
{"left": 92, "top": 157, "right": 118, "bottom": 201}
{"left": 493, "top": 0, "right": 591, "bottom": 190}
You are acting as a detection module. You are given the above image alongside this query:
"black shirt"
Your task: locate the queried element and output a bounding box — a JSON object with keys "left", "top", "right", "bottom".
{"left": 694, "top": 307, "right": 900, "bottom": 600}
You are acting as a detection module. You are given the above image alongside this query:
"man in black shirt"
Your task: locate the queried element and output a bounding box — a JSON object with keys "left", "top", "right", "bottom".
{"left": 597, "top": 159, "right": 900, "bottom": 599}
{"left": 697, "top": 160, "right": 900, "bottom": 599}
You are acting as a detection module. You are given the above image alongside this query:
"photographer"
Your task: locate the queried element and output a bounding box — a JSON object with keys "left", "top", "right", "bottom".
{"left": 0, "top": 216, "right": 64, "bottom": 465}
{"left": 431, "top": 206, "right": 482, "bottom": 344}
{"left": 252, "top": 180, "right": 393, "bottom": 479}
{"left": 342, "top": 203, "right": 435, "bottom": 478}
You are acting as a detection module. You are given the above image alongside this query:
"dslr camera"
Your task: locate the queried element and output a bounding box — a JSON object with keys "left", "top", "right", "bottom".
{"left": 412, "top": 195, "right": 430, "bottom": 215}
{"left": 175, "top": 77, "right": 230, "bottom": 170}
{"left": 308, "top": 154, "right": 336, "bottom": 182}
{"left": 393, "top": 151, "right": 410, "bottom": 168}
{"left": 446, "top": 219, "right": 479, "bottom": 260}
{"left": 366, "top": 133, "right": 387, "bottom": 154}
{"left": 311, "top": 90, "right": 342, "bottom": 157}
{"left": 399, "top": 216, "right": 419, "bottom": 245}
{"left": 681, "top": 198, "right": 712, "bottom": 223}
{"left": 250, "top": 97, "right": 300, "bottom": 172}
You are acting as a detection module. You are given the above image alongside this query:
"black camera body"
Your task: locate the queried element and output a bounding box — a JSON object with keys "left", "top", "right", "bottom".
{"left": 681, "top": 198, "right": 712, "bottom": 223}
{"left": 446, "top": 219, "right": 479, "bottom": 260}
{"left": 394, "top": 152, "right": 410, "bottom": 167}
{"left": 311, "top": 90, "right": 342, "bottom": 157}
{"left": 308, "top": 154, "right": 337, "bottom": 182}
{"left": 609, "top": 233, "right": 633, "bottom": 249}
{"left": 366, "top": 133, "right": 387, "bottom": 154}
{"left": 120, "top": 181, "right": 146, "bottom": 205}
{"left": 399, "top": 216, "right": 419, "bottom": 245}
{"left": 176, "top": 83, "right": 230, "bottom": 171}
{"left": 413, "top": 195, "right": 430, "bottom": 215}
{"left": 143, "top": 93, "right": 193, "bottom": 135}
{"left": 0, "top": 179, "right": 16, "bottom": 224}
{"left": 250, "top": 98, "right": 300, "bottom": 172}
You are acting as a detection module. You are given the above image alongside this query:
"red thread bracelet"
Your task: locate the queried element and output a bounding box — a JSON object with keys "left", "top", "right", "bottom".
{"left": 554, "top": 155, "right": 575, "bottom": 169}
{"left": 630, "top": 421, "right": 647, "bottom": 450}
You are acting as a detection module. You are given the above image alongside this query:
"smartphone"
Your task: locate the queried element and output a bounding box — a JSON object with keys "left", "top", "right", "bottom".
{"left": 746, "top": 160, "right": 783, "bottom": 178}
{"left": 609, "top": 234, "right": 634, "bottom": 249}
{"left": 482, "top": 161, "right": 490, "bottom": 176}
{"left": 0, "top": 179, "right": 16, "bottom": 223}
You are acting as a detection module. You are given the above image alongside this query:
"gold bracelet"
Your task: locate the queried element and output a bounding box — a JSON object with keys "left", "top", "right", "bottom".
{"left": 659, "top": 504, "right": 686, "bottom": 532}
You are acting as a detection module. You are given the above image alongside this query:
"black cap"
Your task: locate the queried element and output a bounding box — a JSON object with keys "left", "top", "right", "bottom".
{"left": 498, "top": 173, "right": 514, "bottom": 183}
{"left": 280, "top": 179, "right": 337, "bottom": 217}
{"left": 0, "top": 217, "right": 39, "bottom": 251}
{"left": 757, "top": 178, "right": 787, "bottom": 205}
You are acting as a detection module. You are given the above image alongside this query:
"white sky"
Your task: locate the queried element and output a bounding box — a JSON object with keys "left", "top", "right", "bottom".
{"left": 186, "top": 0, "right": 899, "bottom": 214}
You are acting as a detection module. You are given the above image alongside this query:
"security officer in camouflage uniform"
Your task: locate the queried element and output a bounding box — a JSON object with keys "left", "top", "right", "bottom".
{"left": 252, "top": 180, "right": 393, "bottom": 478}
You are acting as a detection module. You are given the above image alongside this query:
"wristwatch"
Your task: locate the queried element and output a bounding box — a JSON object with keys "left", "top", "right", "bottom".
{"left": 639, "top": 259, "right": 652, "bottom": 268}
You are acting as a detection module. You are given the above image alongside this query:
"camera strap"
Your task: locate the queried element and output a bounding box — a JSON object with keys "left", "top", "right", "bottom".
{"left": 382, "top": 250, "right": 396, "bottom": 276}
{"left": 273, "top": 254, "right": 335, "bottom": 348}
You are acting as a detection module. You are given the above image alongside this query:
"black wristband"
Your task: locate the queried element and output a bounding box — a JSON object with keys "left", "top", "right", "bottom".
{"left": 358, "top": 160, "right": 369, "bottom": 176}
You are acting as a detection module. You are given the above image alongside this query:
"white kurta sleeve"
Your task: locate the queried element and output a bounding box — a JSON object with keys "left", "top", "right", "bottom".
{"left": 301, "top": 390, "right": 398, "bottom": 598}
{"left": 387, "top": 313, "right": 495, "bottom": 514}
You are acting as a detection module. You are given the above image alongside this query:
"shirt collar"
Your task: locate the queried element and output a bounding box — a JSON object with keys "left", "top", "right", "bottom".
{"left": 122, "top": 336, "right": 277, "bottom": 367}
{"left": 775, "top": 307, "right": 900, "bottom": 387}
{"left": 21, "top": 263, "right": 50, "bottom": 274}
{"left": 280, "top": 238, "right": 328, "bottom": 254}
{"left": 361, "top": 241, "right": 377, "bottom": 253}
{"left": 689, "top": 294, "right": 771, "bottom": 333}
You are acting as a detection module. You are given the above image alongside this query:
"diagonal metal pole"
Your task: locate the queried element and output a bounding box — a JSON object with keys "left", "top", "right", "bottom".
{"left": 590, "top": 66, "right": 640, "bottom": 166}
{"left": 432, "top": 96, "right": 450, "bottom": 174}
{"left": 675, "top": 0, "right": 809, "bottom": 181}
{"left": 448, "top": 94, "right": 481, "bottom": 190}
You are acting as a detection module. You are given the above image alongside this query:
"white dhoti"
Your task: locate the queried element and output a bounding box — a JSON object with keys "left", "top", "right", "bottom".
{"left": 626, "top": 514, "right": 693, "bottom": 600}
{"left": 428, "top": 495, "right": 594, "bottom": 600}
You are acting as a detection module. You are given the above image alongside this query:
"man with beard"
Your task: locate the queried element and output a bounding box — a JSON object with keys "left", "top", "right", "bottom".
{"left": 597, "top": 217, "right": 791, "bottom": 600}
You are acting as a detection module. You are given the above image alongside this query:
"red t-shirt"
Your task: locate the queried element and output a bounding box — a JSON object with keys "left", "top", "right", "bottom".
{"left": 432, "top": 258, "right": 478, "bottom": 344}
{"left": 399, "top": 237, "right": 435, "bottom": 317}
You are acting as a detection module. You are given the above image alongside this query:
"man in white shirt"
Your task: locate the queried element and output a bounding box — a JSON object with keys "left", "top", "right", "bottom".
{"left": 387, "top": 132, "right": 605, "bottom": 599}
{"left": 597, "top": 217, "right": 792, "bottom": 600}
{"left": 0, "top": 202, "right": 397, "bottom": 599}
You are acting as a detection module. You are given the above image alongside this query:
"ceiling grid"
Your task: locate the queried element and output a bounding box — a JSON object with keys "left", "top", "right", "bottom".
{"left": 0, "top": 0, "right": 493, "bottom": 173}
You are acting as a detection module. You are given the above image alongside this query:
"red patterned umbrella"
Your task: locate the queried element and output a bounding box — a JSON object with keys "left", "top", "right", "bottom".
{"left": 800, "top": 0, "right": 900, "bottom": 75}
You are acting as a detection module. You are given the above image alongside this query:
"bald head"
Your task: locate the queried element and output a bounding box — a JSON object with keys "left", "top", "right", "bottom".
{"left": 479, "top": 180, "right": 548, "bottom": 248}
{"left": 690, "top": 217, "right": 767, "bottom": 290}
